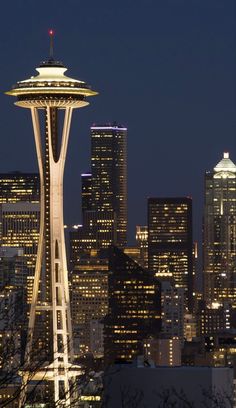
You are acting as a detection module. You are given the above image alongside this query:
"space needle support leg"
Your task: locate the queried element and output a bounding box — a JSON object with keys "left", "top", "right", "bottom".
{"left": 28, "top": 107, "right": 45, "bottom": 345}
{"left": 18, "top": 108, "right": 45, "bottom": 408}
{"left": 59, "top": 107, "right": 75, "bottom": 359}
{"left": 46, "top": 106, "right": 73, "bottom": 406}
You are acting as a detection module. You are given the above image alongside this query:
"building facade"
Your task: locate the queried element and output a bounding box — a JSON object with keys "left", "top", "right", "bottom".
{"left": 0, "top": 172, "right": 39, "bottom": 203}
{"left": 0, "top": 172, "right": 40, "bottom": 302}
{"left": 70, "top": 124, "right": 128, "bottom": 262}
{"left": 136, "top": 225, "right": 148, "bottom": 268}
{"left": 143, "top": 337, "right": 181, "bottom": 366}
{"left": 104, "top": 246, "right": 161, "bottom": 365}
{"left": 161, "top": 281, "right": 185, "bottom": 342}
{"left": 71, "top": 256, "right": 108, "bottom": 356}
{"left": 148, "top": 197, "right": 193, "bottom": 312}
{"left": 203, "top": 152, "right": 236, "bottom": 306}
{"left": 0, "top": 202, "right": 40, "bottom": 304}
{"left": 90, "top": 124, "right": 127, "bottom": 248}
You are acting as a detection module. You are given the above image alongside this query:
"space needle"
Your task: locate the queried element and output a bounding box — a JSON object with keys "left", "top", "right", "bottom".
{"left": 6, "top": 31, "right": 97, "bottom": 406}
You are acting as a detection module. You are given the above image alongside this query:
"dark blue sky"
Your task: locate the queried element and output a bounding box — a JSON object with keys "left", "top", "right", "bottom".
{"left": 0, "top": 0, "right": 236, "bottom": 244}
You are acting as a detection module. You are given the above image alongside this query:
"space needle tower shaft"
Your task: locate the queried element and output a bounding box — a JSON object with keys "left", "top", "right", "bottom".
{"left": 6, "top": 31, "right": 97, "bottom": 406}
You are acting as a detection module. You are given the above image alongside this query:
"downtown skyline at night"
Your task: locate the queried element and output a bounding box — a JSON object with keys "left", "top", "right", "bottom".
{"left": 1, "top": 1, "right": 236, "bottom": 406}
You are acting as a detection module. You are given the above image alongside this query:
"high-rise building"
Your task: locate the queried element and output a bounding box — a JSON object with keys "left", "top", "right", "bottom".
{"left": 0, "top": 173, "right": 40, "bottom": 304}
{"left": 104, "top": 246, "right": 161, "bottom": 366}
{"left": 70, "top": 124, "right": 128, "bottom": 261}
{"left": 69, "top": 225, "right": 97, "bottom": 267}
{"left": 0, "top": 172, "right": 39, "bottom": 203}
{"left": 83, "top": 210, "right": 116, "bottom": 248}
{"left": 71, "top": 256, "right": 108, "bottom": 357}
{"left": 7, "top": 33, "right": 97, "bottom": 406}
{"left": 0, "top": 247, "right": 27, "bottom": 289}
{"left": 0, "top": 203, "right": 40, "bottom": 270}
{"left": 148, "top": 197, "right": 193, "bottom": 311}
{"left": 0, "top": 248, "right": 27, "bottom": 366}
{"left": 203, "top": 152, "right": 236, "bottom": 306}
{"left": 79, "top": 124, "right": 127, "bottom": 249}
{"left": 0, "top": 286, "right": 21, "bottom": 372}
{"left": 69, "top": 210, "right": 116, "bottom": 267}
{"left": 90, "top": 124, "right": 127, "bottom": 248}
{"left": 161, "top": 281, "right": 185, "bottom": 342}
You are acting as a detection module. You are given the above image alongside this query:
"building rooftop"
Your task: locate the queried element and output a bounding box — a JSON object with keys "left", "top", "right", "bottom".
{"left": 214, "top": 152, "right": 236, "bottom": 173}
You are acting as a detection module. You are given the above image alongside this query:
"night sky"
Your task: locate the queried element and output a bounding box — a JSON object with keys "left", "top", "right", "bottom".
{"left": 0, "top": 0, "right": 235, "bottom": 245}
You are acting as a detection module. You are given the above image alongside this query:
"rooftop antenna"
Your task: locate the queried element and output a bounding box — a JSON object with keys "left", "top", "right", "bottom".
{"left": 49, "top": 29, "right": 54, "bottom": 60}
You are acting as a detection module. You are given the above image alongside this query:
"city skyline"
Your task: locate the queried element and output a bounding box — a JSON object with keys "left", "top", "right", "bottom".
{"left": 1, "top": 3, "right": 236, "bottom": 405}
{"left": 0, "top": 1, "right": 235, "bottom": 245}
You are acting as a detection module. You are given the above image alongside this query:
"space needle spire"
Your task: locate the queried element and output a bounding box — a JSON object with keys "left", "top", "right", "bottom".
{"left": 6, "top": 32, "right": 97, "bottom": 406}
{"left": 49, "top": 29, "right": 55, "bottom": 60}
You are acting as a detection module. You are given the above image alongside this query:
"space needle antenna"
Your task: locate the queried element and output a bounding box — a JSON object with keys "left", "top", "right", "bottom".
{"left": 49, "top": 29, "right": 54, "bottom": 59}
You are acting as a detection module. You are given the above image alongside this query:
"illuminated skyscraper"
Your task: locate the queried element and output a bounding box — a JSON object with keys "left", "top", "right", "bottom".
{"left": 70, "top": 124, "right": 127, "bottom": 261}
{"left": 69, "top": 225, "right": 97, "bottom": 267}
{"left": 71, "top": 256, "right": 108, "bottom": 356}
{"left": 104, "top": 246, "right": 161, "bottom": 365}
{"left": 148, "top": 197, "right": 193, "bottom": 312}
{"left": 203, "top": 152, "right": 236, "bottom": 306}
{"left": 0, "top": 173, "right": 40, "bottom": 303}
{"left": 88, "top": 124, "right": 127, "bottom": 248}
{"left": 0, "top": 202, "right": 40, "bottom": 303}
{"left": 0, "top": 172, "right": 39, "bottom": 203}
{"left": 7, "top": 33, "right": 97, "bottom": 406}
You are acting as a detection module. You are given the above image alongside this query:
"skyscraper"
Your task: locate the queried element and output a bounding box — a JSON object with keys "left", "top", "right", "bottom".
{"left": 7, "top": 33, "right": 97, "bottom": 406}
{"left": 104, "top": 246, "right": 161, "bottom": 365}
{"left": 0, "top": 202, "right": 40, "bottom": 303}
{"left": 87, "top": 124, "right": 127, "bottom": 247}
{"left": 70, "top": 124, "right": 128, "bottom": 261}
{"left": 203, "top": 152, "right": 236, "bottom": 306}
{"left": 0, "top": 172, "right": 40, "bottom": 303}
{"left": 71, "top": 256, "right": 108, "bottom": 356}
{"left": 148, "top": 197, "right": 193, "bottom": 312}
{"left": 69, "top": 224, "right": 97, "bottom": 267}
{"left": 0, "top": 247, "right": 27, "bottom": 365}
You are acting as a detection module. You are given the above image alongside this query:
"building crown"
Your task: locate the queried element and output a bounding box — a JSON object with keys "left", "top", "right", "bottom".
{"left": 214, "top": 152, "right": 236, "bottom": 174}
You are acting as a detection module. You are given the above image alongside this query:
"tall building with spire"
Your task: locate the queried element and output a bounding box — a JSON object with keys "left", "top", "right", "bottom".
{"left": 203, "top": 152, "right": 236, "bottom": 306}
{"left": 6, "top": 32, "right": 97, "bottom": 406}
